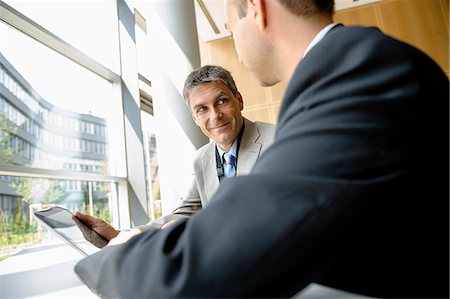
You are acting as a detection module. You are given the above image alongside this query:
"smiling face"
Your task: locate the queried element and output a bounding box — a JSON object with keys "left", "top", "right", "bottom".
{"left": 188, "top": 82, "right": 244, "bottom": 151}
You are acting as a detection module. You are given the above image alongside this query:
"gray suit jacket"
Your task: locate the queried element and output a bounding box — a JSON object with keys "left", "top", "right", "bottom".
{"left": 178, "top": 118, "right": 275, "bottom": 209}
{"left": 139, "top": 118, "right": 275, "bottom": 230}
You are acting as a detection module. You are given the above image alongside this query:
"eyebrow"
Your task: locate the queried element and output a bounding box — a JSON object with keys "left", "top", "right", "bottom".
{"left": 192, "top": 103, "right": 205, "bottom": 111}
{"left": 215, "top": 91, "right": 230, "bottom": 101}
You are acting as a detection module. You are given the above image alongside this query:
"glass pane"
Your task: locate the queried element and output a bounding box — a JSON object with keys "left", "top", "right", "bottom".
{"left": 143, "top": 131, "right": 161, "bottom": 220}
{"left": 141, "top": 112, "right": 161, "bottom": 221}
{"left": 0, "top": 21, "right": 122, "bottom": 175}
{"left": 0, "top": 175, "right": 115, "bottom": 259}
{"left": 3, "top": 0, "right": 120, "bottom": 73}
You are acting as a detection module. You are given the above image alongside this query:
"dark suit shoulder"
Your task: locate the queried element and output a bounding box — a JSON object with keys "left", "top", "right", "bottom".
{"left": 281, "top": 24, "right": 447, "bottom": 124}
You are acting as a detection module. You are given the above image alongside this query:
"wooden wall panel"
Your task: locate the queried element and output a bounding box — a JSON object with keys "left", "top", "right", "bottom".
{"left": 439, "top": 0, "right": 449, "bottom": 77}
{"left": 439, "top": 0, "right": 449, "bottom": 27}
{"left": 271, "top": 103, "right": 282, "bottom": 123}
{"left": 266, "top": 81, "right": 287, "bottom": 104}
{"left": 333, "top": 4, "right": 380, "bottom": 26}
{"left": 242, "top": 107, "right": 273, "bottom": 124}
{"left": 377, "top": 0, "right": 449, "bottom": 74}
{"left": 334, "top": 0, "right": 449, "bottom": 75}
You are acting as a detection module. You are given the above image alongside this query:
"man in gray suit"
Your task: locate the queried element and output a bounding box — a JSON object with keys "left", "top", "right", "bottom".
{"left": 177, "top": 65, "right": 275, "bottom": 212}
{"left": 75, "top": 65, "right": 275, "bottom": 245}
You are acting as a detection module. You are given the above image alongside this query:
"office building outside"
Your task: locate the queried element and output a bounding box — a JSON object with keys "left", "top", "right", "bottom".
{"left": 0, "top": 53, "right": 109, "bottom": 220}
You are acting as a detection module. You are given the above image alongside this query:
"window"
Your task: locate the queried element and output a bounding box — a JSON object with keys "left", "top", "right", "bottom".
{"left": 0, "top": 21, "right": 114, "bottom": 174}
{"left": 0, "top": 2, "right": 130, "bottom": 259}
{"left": 0, "top": 175, "right": 115, "bottom": 252}
{"left": 4, "top": 0, "right": 120, "bottom": 73}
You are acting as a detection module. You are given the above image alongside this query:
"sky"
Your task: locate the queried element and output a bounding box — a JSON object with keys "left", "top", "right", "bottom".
{"left": 0, "top": 0, "right": 119, "bottom": 119}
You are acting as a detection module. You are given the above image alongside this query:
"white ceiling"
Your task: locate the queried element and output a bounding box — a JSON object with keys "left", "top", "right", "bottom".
{"left": 194, "top": 0, "right": 383, "bottom": 42}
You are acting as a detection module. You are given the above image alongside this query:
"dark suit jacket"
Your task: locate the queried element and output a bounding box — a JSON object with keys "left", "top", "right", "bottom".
{"left": 75, "top": 25, "right": 449, "bottom": 298}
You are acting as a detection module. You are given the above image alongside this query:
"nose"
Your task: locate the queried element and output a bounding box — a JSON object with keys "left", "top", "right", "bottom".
{"left": 209, "top": 107, "right": 222, "bottom": 122}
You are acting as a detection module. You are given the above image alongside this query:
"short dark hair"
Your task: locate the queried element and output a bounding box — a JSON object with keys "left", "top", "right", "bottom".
{"left": 234, "top": 0, "right": 334, "bottom": 18}
{"left": 183, "top": 65, "right": 238, "bottom": 103}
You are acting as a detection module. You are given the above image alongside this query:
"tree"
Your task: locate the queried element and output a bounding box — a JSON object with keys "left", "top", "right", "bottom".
{"left": 0, "top": 113, "right": 15, "bottom": 164}
{"left": 41, "top": 181, "right": 66, "bottom": 205}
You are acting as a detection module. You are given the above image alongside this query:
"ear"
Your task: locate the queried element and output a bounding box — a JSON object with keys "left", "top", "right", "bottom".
{"left": 236, "top": 92, "right": 244, "bottom": 111}
{"left": 248, "top": 0, "right": 267, "bottom": 31}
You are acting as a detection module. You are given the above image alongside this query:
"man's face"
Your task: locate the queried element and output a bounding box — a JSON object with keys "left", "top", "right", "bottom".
{"left": 189, "top": 82, "right": 244, "bottom": 151}
{"left": 225, "top": 0, "right": 276, "bottom": 86}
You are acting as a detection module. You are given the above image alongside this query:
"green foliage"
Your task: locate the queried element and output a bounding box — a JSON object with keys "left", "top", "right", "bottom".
{"left": 41, "top": 182, "right": 66, "bottom": 204}
{"left": 0, "top": 254, "right": 11, "bottom": 262}
{"left": 10, "top": 178, "right": 32, "bottom": 204}
{"left": 96, "top": 205, "right": 111, "bottom": 223}
{"left": 0, "top": 211, "right": 40, "bottom": 251}
{"left": 0, "top": 113, "right": 16, "bottom": 164}
{"left": 80, "top": 181, "right": 111, "bottom": 223}
{"left": 9, "top": 178, "right": 67, "bottom": 205}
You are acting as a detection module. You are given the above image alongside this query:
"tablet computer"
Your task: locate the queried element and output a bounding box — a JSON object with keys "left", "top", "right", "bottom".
{"left": 33, "top": 206, "right": 107, "bottom": 256}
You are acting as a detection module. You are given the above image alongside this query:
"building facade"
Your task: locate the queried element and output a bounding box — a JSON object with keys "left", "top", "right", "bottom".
{"left": 0, "top": 53, "right": 108, "bottom": 218}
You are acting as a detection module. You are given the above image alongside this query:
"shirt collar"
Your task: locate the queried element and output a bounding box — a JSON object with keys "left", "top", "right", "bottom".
{"left": 303, "top": 23, "right": 338, "bottom": 58}
{"left": 217, "top": 139, "right": 238, "bottom": 161}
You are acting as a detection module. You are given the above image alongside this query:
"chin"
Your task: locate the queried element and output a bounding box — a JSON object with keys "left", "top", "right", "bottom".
{"left": 258, "top": 77, "right": 279, "bottom": 87}
{"left": 251, "top": 70, "right": 279, "bottom": 87}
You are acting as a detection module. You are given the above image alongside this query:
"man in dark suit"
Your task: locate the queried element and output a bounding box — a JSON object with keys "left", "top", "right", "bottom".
{"left": 75, "top": 0, "right": 449, "bottom": 298}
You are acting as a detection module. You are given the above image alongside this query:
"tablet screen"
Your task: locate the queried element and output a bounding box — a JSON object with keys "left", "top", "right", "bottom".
{"left": 34, "top": 206, "right": 104, "bottom": 256}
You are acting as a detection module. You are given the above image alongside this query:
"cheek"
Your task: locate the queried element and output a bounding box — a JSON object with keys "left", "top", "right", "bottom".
{"left": 233, "top": 31, "right": 247, "bottom": 61}
{"left": 199, "top": 120, "right": 208, "bottom": 131}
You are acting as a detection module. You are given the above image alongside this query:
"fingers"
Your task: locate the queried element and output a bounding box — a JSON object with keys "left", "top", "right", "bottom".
{"left": 72, "top": 215, "right": 109, "bottom": 248}
{"left": 74, "top": 211, "right": 99, "bottom": 226}
{"left": 73, "top": 211, "right": 120, "bottom": 242}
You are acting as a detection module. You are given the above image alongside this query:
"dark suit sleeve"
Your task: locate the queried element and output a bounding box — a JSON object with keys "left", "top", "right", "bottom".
{"left": 75, "top": 26, "right": 449, "bottom": 298}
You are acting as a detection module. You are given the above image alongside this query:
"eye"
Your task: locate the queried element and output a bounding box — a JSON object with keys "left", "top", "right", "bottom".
{"left": 217, "top": 98, "right": 226, "bottom": 105}
{"left": 196, "top": 106, "right": 206, "bottom": 114}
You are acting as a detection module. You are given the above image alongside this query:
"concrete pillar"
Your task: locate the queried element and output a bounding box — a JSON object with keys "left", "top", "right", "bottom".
{"left": 134, "top": 0, "right": 208, "bottom": 215}
{"left": 116, "top": 0, "right": 149, "bottom": 226}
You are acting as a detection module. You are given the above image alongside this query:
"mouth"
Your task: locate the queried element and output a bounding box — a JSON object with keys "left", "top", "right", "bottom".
{"left": 209, "top": 122, "right": 230, "bottom": 130}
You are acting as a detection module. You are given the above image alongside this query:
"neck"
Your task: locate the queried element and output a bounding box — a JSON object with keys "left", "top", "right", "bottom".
{"left": 217, "top": 120, "right": 245, "bottom": 152}
{"left": 218, "top": 143, "right": 232, "bottom": 152}
{"left": 269, "top": 3, "right": 332, "bottom": 82}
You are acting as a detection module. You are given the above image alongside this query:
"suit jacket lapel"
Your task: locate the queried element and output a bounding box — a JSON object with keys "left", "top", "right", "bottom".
{"left": 237, "top": 119, "right": 262, "bottom": 175}
{"left": 202, "top": 118, "right": 262, "bottom": 202}
{"left": 202, "top": 143, "right": 220, "bottom": 201}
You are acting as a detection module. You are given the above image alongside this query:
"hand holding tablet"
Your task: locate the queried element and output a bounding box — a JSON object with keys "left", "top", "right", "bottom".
{"left": 34, "top": 206, "right": 109, "bottom": 255}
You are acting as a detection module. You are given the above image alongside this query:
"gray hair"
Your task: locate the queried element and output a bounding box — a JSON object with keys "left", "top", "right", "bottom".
{"left": 183, "top": 65, "right": 238, "bottom": 103}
